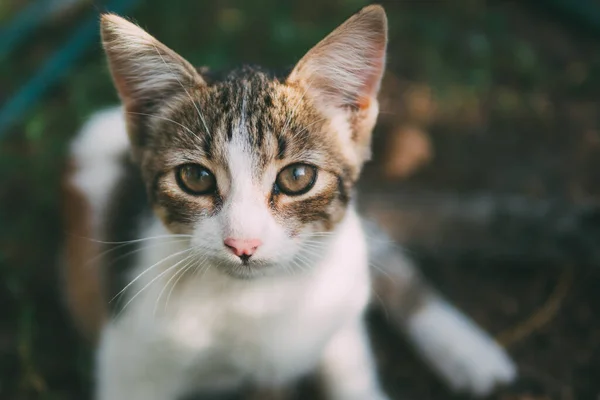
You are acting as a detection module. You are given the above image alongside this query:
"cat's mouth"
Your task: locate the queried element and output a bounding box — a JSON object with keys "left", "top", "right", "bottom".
{"left": 216, "top": 257, "right": 276, "bottom": 279}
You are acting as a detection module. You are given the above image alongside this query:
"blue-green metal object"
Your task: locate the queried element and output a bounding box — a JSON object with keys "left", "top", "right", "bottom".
{"left": 0, "top": 0, "right": 58, "bottom": 61}
{"left": 0, "top": 0, "right": 139, "bottom": 139}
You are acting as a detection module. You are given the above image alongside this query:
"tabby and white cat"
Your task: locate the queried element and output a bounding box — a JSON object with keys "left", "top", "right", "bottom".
{"left": 62, "top": 5, "right": 516, "bottom": 399}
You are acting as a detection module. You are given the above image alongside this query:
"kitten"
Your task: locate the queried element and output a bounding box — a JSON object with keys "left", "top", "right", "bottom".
{"left": 62, "top": 5, "right": 516, "bottom": 400}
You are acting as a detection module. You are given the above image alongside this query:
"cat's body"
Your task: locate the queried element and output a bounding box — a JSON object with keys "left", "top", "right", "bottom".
{"left": 99, "top": 206, "right": 374, "bottom": 399}
{"left": 69, "top": 106, "right": 382, "bottom": 400}
{"left": 62, "top": 6, "right": 516, "bottom": 400}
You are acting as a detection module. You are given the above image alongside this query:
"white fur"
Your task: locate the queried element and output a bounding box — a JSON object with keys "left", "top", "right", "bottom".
{"left": 220, "top": 134, "right": 272, "bottom": 242}
{"left": 69, "top": 106, "right": 129, "bottom": 230}
{"left": 321, "top": 320, "right": 389, "bottom": 400}
{"left": 97, "top": 209, "right": 387, "bottom": 400}
{"left": 406, "top": 298, "right": 517, "bottom": 396}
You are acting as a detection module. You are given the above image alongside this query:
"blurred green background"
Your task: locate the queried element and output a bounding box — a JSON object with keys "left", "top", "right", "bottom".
{"left": 1, "top": 0, "right": 600, "bottom": 399}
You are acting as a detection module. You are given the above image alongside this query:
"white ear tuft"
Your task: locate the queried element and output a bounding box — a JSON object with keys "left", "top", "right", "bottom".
{"left": 100, "top": 14, "right": 203, "bottom": 112}
{"left": 287, "top": 5, "right": 387, "bottom": 112}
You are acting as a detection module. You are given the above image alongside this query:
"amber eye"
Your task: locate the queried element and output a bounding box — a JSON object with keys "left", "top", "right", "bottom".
{"left": 275, "top": 163, "right": 317, "bottom": 196}
{"left": 176, "top": 164, "right": 216, "bottom": 195}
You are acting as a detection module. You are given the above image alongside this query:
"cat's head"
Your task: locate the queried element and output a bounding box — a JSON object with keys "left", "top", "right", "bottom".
{"left": 100, "top": 5, "right": 387, "bottom": 278}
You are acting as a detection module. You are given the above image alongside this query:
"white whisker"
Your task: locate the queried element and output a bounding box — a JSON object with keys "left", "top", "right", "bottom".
{"left": 369, "top": 262, "right": 392, "bottom": 280}
{"left": 126, "top": 111, "right": 196, "bottom": 135}
{"left": 110, "top": 247, "right": 193, "bottom": 303}
{"left": 86, "top": 237, "right": 191, "bottom": 268}
{"left": 118, "top": 252, "right": 196, "bottom": 317}
{"left": 154, "top": 255, "right": 196, "bottom": 315}
{"left": 83, "top": 234, "right": 193, "bottom": 245}
{"left": 290, "top": 116, "right": 328, "bottom": 141}
{"left": 165, "top": 255, "right": 205, "bottom": 310}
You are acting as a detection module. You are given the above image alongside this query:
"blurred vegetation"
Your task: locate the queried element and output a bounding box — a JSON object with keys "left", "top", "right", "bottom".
{"left": 1, "top": 0, "right": 600, "bottom": 399}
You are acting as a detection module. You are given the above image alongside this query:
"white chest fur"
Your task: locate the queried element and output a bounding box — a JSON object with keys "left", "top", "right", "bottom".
{"left": 98, "top": 210, "right": 372, "bottom": 396}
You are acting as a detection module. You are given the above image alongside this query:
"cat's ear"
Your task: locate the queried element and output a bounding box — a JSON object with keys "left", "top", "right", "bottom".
{"left": 287, "top": 5, "right": 387, "bottom": 114}
{"left": 100, "top": 14, "right": 204, "bottom": 115}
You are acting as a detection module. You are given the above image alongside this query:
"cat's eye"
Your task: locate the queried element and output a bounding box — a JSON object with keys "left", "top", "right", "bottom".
{"left": 176, "top": 164, "right": 217, "bottom": 195}
{"left": 275, "top": 163, "right": 317, "bottom": 196}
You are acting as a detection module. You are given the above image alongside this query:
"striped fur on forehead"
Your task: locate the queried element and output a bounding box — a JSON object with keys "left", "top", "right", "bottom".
{"left": 136, "top": 67, "right": 359, "bottom": 231}
{"left": 141, "top": 67, "right": 356, "bottom": 175}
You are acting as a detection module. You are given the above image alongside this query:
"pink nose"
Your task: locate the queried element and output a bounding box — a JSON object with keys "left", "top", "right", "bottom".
{"left": 224, "top": 238, "right": 262, "bottom": 258}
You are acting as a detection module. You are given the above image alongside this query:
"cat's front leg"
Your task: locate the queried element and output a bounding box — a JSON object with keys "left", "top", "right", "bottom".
{"left": 95, "top": 323, "right": 182, "bottom": 400}
{"left": 319, "top": 320, "right": 389, "bottom": 400}
{"left": 365, "top": 219, "right": 516, "bottom": 396}
{"left": 405, "top": 296, "right": 516, "bottom": 396}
